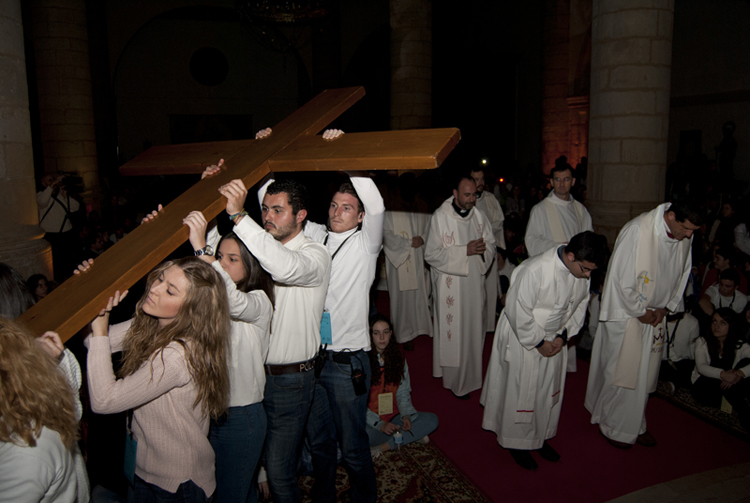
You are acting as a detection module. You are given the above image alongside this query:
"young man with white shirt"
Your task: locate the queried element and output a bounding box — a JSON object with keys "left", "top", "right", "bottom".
{"left": 699, "top": 268, "right": 748, "bottom": 315}
{"left": 220, "top": 175, "right": 331, "bottom": 503}
{"left": 302, "top": 172, "right": 384, "bottom": 503}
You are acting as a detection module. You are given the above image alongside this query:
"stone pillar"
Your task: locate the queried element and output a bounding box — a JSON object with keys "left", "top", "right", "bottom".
{"left": 31, "top": 0, "right": 99, "bottom": 211}
{"left": 587, "top": 1, "right": 674, "bottom": 245}
{"left": 541, "top": 0, "right": 570, "bottom": 174}
{"left": 0, "top": 0, "right": 52, "bottom": 279}
{"left": 390, "top": 0, "right": 431, "bottom": 130}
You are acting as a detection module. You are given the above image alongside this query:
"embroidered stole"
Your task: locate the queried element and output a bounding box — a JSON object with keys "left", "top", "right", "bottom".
{"left": 543, "top": 197, "right": 584, "bottom": 244}
{"left": 391, "top": 212, "right": 419, "bottom": 291}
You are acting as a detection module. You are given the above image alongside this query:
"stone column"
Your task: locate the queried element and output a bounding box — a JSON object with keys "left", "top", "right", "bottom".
{"left": 31, "top": 0, "right": 99, "bottom": 210}
{"left": 541, "top": 0, "right": 570, "bottom": 173}
{"left": 587, "top": 1, "right": 674, "bottom": 245}
{"left": 0, "top": 0, "right": 52, "bottom": 279}
{"left": 390, "top": 0, "right": 431, "bottom": 130}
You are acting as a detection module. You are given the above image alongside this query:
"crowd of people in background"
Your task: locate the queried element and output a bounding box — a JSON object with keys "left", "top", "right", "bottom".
{"left": 2, "top": 127, "right": 750, "bottom": 500}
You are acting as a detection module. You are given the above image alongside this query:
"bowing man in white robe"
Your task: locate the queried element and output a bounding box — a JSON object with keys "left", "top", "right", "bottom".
{"left": 524, "top": 166, "right": 593, "bottom": 257}
{"left": 525, "top": 166, "right": 592, "bottom": 373}
{"left": 585, "top": 201, "right": 701, "bottom": 448}
{"left": 481, "top": 232, "right": 606, "bottom": 470}
{"left": 425, "top": 176, "right": 496, "bottom": 398}
{"left": 471, "top": 169, "right": 506, "bottom": 333}
{"left": 383, "top": 209, "right": 433, "bottom": 342}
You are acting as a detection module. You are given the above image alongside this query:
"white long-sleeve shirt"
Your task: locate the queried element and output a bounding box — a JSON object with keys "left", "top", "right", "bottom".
{"left": 691, "top": 338, "right": 750, "bottom": 383}
{"left": 206, "top": 228, "right": 272, "bottom": 405}
{"left": 234, "top": 216, "right": 330, "bottom": 364}
{"left": 304, "top": 177, "right": 385, "bottom": 351}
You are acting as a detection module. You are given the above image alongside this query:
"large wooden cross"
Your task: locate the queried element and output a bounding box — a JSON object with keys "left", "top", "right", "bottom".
{"left": 19, "top": 87, "right": 460, "bottom": 342}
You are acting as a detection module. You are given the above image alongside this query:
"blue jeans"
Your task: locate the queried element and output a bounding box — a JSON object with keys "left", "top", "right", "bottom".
{"left": 130, "top": 476, "right": 210, "bottom": 503}
{"left": 263, "top": 369, "right": 315, "bottom": 503}
{"left": 306, "top": 351, "right": 377, "bottom": 503}
{"left": 366, "top": 412, "right": 439, "bottom": 450}
{"left": 209, "top": 402, "right": 267, "bottom": 503}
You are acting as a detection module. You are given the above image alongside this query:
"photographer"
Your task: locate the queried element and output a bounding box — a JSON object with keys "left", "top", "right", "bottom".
{"left": 37, "top": 173, "right": 81, "bottom": 282}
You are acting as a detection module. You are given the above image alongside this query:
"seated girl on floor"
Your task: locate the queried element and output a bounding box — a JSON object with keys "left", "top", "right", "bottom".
{"left": 366, "top": 314, "right": 438, "bottom": 458}
{"left": 691, "top": 307, "right": 750, "bottom": 430}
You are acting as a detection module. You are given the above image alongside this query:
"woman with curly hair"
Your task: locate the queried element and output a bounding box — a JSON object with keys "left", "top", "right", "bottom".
{"left": 85, "top": 257, "right": 230, "bottom": 502}
{"left": 0, "top": 317, "right": 79, "bottom": 502}
{"left": 183, "top": 208, "right": 274, "bottom": 503}
{"left": 366, "top": 314, "right": 438, "bottom": 458}
{"left": 691, "top": 307, "right": 750, "bottom": 430}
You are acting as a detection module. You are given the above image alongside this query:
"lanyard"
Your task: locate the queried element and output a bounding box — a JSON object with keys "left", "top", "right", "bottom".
{"left": 719, "top": 292, "right": 735, "bottom": 309}
{"left": 666, "top": 318, "right": 681, "bottom": 360}
{"left": 325, "top": 231, "right": 356, "bottom": 260}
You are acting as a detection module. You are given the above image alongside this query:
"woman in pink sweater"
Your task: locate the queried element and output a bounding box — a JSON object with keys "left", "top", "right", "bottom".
{"left": 87, "top": 257, "right": 230, "bottom": 502}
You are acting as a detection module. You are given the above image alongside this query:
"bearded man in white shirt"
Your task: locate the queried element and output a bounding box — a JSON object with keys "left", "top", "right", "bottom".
{"left": 221, "top": 174, "right": 330, "bottom": 503}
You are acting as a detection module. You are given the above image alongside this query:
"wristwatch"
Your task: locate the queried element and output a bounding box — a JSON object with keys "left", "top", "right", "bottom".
{"left": 194, "top": 245, "right": 214, "bottom": 257}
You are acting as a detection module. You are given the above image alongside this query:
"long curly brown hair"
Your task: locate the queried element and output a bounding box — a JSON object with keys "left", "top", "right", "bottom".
{"left": 0, "top": 317, "right": 78, "bottom": 450}
{"left": 368, "top": 314, "right": 405, "bottom": 386}
{"left": 119, "top": 258, "right": 231, "bottom": 420}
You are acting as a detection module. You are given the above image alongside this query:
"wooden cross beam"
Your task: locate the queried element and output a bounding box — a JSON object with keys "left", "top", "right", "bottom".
{"left": 19, "top": 86, "right": 460, "bottom": 342}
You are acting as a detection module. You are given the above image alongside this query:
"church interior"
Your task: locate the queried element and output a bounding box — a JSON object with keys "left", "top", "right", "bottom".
{"left": 2, "top": 0, "right": 750, "bottom": 501}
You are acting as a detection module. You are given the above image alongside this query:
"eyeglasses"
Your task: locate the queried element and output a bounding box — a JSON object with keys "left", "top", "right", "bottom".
{"left": 577, "top": 262, "right": 595, "bottom": 274}
{"left": 552, "top": 177, "right": 572, "bottom": 183}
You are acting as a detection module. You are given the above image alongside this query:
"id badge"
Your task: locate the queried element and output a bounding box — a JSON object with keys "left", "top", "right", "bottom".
{"left": 320, "top": 311, "right": 332, "bottom": 345}
{"left": 378, "top": 392, "right": 394, "bottom": 416}
{"left": 124, "top": 432, "right": 137, "bottom": 486}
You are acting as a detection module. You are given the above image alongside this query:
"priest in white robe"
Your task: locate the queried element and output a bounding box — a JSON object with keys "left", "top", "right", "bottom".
{"left": 471, "top": 168, "right": 506, "bottom": 333}
{"left": 425, "top": 175, "right": 496, "bottom": 398}
{"left": 383, "top": 209, "right": 433, "bottom": 343}
{"left": 525, "top": 165, "right": 593, "bottom": 373}
{"left": 585, "top": 201, "right": 702, "bottom": 448}
{"left": 481, "top": 232, "right": 606, "bottom": 470}
{"left": 524, "top": 165, "right": 593, "bottom": 257}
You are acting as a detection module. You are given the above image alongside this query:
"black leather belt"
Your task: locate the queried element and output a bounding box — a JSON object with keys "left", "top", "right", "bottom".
{"left": 325, "top": 349, "right": 364, "bottom": 365}
{"left": 264, "top": 358, "right": 315, "bottom": 376}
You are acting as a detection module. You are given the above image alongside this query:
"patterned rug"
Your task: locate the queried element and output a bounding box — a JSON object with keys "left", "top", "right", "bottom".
{"left": 655, "top": 381, "right": 750, "bottom": 443}
{"left": 300, "top": 442, "right": 490, "bottom": 503}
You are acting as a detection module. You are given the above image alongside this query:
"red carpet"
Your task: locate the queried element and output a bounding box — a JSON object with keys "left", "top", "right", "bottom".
{"left": 404, "top": 331, "right": 750, "bottom": 502}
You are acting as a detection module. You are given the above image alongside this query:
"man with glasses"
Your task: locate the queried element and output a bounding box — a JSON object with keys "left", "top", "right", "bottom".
{"left": 481, "top": 231, "right": 607, "bottom": 470}
{"left": 585, "top": 200, "right": 703, "bottom": 449}
{"left": 525, "top": 164, "right": 592, "bottom": 257}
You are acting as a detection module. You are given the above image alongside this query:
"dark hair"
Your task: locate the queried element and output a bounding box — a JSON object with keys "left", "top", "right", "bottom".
{"left": 368, "top": 314, "right": 405, "bottom": 387}
{"left": 336, "top": 182, "right": 364, "bottom": 214}
{"left": 564, "top": 231, "right": 609, "bottom": 270}
{"left": 217, "top": 232, "right": 275, "bottom": 305}
{"left": 0, "top": 263, "right": 35, "bottom": 318}
{"left": 550, "top": 164, "right": 574, "bottom": 178}
{"left": 666, "top": 199, "right": 704, "bottom": 226}
{"left": 25, "top": 274, "right": 48, "bottom": 301}
{"left": 715, "top": 246, "right": 735, "bottom": 266}
{"left": 704, "top": 308, "right": 743, "bottom": 370}
{"left": 453, "top": 172, "right": 476, "bottom": 192}
{"left": 266, "top": 179, "right": 310, "bottom": 225}
{"left": 719, "top": 268, "right": 740, "bottom": 287}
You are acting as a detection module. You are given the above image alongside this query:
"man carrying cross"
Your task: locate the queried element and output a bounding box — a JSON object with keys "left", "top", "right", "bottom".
{"left": 220, "top": 172, "right": 330, "bottom": 503}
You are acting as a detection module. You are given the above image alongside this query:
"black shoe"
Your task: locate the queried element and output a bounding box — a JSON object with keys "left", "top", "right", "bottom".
{"left": 509, "top": 449, "right": 538, "bottom": 471}
{"left": 452, "top": 391, "right": 470, "bottom": 400}
{"left": 601, "top": 431, "right": 631, "bottom": 449}
{"left": 537, "top": 442, "right": 560, "bottom": 462}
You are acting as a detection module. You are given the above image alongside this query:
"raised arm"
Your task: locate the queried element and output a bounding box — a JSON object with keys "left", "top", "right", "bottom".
{"left": 350, "top": 176, "right": 385, "bottom": 254}
{"left": 234, "top": 216, "right": 330, "bottom": 287}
